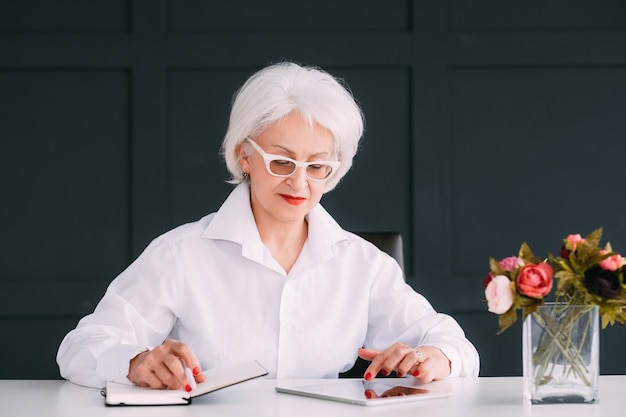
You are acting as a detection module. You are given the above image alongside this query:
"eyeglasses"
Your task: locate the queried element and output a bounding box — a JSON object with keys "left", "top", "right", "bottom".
{"left": 245, "top": 138, "right": 340, "bottom": 181}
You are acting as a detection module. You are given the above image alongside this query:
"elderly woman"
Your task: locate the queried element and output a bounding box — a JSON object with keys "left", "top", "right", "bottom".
{"left": 57, "top": 62, "right": 479, "bottom": 390}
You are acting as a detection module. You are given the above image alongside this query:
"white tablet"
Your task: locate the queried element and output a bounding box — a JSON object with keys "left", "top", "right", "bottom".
{"left": 275, "top": 380, "right": 451, "bottom": 406}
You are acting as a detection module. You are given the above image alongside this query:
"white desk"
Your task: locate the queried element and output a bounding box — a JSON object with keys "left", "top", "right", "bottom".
{"left": 1, "top": 376, "right": 624, "bottom": 417}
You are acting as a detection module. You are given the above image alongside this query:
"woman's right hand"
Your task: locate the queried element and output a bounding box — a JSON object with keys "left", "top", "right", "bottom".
{"left": 127, "top": 339, "right": 206, "bottom": 390}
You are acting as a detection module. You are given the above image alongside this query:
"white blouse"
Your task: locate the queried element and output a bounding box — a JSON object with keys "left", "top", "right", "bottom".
{"left": 57, "top": 184, "right": 479, "bottom": 388}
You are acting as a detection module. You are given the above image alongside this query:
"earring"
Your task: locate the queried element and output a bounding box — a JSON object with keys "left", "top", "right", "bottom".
{"left": 242, "top": 172, "right": 250, "bottom": 182}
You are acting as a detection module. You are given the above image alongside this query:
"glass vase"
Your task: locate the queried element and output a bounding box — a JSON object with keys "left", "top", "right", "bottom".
{"left": 522, "top": 303, "right": 599, "bottom": 404}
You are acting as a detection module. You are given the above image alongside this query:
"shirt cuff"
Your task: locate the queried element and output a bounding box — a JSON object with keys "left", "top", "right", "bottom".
{"left": 435, "top": 344, "right": 461, "bottom": 378}
{"left": 96, "top": 344, "right": 152, "bottom": 385}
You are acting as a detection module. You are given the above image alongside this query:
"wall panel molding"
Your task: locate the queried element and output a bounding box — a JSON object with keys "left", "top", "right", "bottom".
{"left": 1, "top": 0, "right": 625, "bottom": 378}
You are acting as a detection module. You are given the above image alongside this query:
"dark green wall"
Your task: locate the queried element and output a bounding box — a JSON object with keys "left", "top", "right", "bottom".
{"left": 1, "top": 0, "right": 625, "bottom": 379}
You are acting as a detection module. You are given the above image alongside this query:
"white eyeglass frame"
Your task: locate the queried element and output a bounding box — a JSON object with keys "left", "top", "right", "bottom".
{"left": 244, "top": 137, "right": 340, "bottom": 181}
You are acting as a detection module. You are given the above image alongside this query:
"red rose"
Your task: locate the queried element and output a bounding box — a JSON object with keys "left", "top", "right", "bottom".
{"left": 516, "top": 263, "right": 553, "bottom": 298}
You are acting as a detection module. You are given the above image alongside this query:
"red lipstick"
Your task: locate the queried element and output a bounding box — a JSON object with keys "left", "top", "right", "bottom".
{"left": 280, "top": 194, "right": 306, "bottom": 205}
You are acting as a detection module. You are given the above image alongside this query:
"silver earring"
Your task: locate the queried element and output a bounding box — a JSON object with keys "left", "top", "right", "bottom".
{"left": 242, "top": 172, "right": 250, "bottom": 182}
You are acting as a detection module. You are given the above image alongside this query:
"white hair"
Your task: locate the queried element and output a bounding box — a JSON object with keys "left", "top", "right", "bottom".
{"left": 221, "top": 62, "right": 364, "bottom": 192}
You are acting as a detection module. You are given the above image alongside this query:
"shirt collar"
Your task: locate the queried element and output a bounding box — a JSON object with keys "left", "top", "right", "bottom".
{"left": 202, "top": 183, "right": 350, "bottom": 270}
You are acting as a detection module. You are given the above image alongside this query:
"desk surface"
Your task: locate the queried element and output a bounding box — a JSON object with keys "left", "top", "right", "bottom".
{"left": 1, "top": 376, "right": 624, "bottom": 417}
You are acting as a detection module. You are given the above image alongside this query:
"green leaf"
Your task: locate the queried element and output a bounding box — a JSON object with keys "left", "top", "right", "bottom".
{"left": 518, "top": 242, "right": 536, "bottom": 264}
{"left": 522, "top": 303, "right": 540, "bottom": 318}
{"left": 585, "top": 227, "right": 603, "bottom": 248}
{"left": 497, "top": 308, "right": 518, "bottom": 334}
{"left": 489, "top": 257, "right": 504, "bottom": 275}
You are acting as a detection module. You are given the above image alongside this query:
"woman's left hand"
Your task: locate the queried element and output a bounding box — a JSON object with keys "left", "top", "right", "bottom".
{"left": 358, "top": 343, "right": 451, "bottom": 383}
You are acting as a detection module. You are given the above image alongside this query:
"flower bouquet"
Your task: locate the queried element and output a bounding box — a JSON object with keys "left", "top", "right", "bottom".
{"left": 483, "top": 228, "right": 626, "bottom": 403}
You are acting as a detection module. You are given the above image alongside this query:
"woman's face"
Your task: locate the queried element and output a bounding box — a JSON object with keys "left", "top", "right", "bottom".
{"left": 239, "top": 113, "right": 335, "bottom": 229}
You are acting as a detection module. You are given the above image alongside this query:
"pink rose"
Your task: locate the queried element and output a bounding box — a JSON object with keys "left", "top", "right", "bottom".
{"left": 566, "top": 234, "right": 585, "bottom": 250}
{"left": 599, "top": 250, "right": 624, "bottom": 271}
{"left": 485, "top": 275, "right": 515, "bottom": 314}
{"left": 560, "top": 234, "right": 586, "bottom": 258}
{"left": 516, "top": 263, "right": 553, "bottom": 298}
{"left": 499, "top": 256, "right": 524, "bottom": 271}
{"left": 483, "top": 256, "right": 523, "bottom": 288}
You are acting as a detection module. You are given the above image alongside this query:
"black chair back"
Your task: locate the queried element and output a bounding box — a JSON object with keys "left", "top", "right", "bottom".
{"left": 354, "top": 231, "right": 404, "bottom": 272}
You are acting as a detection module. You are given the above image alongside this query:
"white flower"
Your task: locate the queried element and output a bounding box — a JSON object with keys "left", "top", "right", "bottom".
{"left": 485, "top": 275, "right": 515, "bottom": 314}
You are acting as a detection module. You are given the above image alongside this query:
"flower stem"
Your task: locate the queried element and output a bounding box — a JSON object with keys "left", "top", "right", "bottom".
{"left": 530, "top": 304, "right": 594, "bottom": 388}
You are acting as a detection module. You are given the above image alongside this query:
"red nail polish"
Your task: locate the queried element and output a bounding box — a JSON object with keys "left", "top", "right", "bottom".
{"left": 185, "top": 384, "right": 192, "bottom": 392}
{"left": 192, "top": 367, "right": 200, "bottom": 375}
{"left": 365, "top": 391, "right": 373, "bottom": 399}
{"left": 365, "top": 372, "right": 372, "bottom": 381}
{"left": 380, "top": 369, "right": 388, "bottom": 376}
{"left": 412, "top": 370, "right": 420, "bottom": 377}
{"left": 397, "top": 372, "right": 403, "bottom": 378}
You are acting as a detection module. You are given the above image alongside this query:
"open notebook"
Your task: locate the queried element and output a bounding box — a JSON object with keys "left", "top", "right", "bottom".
{"left": 104, "top": 360, "right": 267, "bottom": 406}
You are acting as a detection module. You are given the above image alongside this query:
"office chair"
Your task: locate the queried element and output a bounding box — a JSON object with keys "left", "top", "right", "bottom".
{"left": 353, "top": 231, "right": 404, "bottom": 273}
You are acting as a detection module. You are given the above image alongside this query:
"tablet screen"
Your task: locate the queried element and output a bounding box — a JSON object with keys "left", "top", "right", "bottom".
{"left": 275, "top": 380, "right": 451, "bottom": 406}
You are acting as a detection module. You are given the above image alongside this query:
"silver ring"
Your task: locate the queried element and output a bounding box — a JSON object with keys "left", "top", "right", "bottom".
{"left": 414, "top": 349, "right": 423, "bottom": 366}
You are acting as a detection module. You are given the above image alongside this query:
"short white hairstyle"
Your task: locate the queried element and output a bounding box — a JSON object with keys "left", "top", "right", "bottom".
{"left": 221, "top": 62, "right": 364, "bottom": 192}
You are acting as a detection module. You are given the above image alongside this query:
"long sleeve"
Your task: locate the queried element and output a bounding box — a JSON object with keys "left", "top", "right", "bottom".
{"left": 56, "top": 237, "right": 181, "bottom": 388}
{"left": 363, "top": 248, "right": 480, "bottom": 378}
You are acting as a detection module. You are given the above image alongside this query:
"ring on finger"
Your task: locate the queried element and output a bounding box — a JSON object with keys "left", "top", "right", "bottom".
{"left": 414, "top": 349, "right": 423, "bottom": 366}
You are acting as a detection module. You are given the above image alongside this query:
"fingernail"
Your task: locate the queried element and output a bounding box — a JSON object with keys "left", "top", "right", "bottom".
{"left": 380, "top": 369, "right": 388, "bottom": 376}
{"left": 185, "top": 384, "right": 192, "bottom": 392}
{"left": 397, "top": 372, "right": 404, "bottom": 378}
{"left": 192, "top": 367, "right": 200, "bottom": 375}
{"left": 365, "top": 390, "right": 373, "bottom": 399}
{"left": 365, "top": 372, "right": 372, "bottom": 381}
{"left": 412, "top": 370, "right": 420, "bottom": 377}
